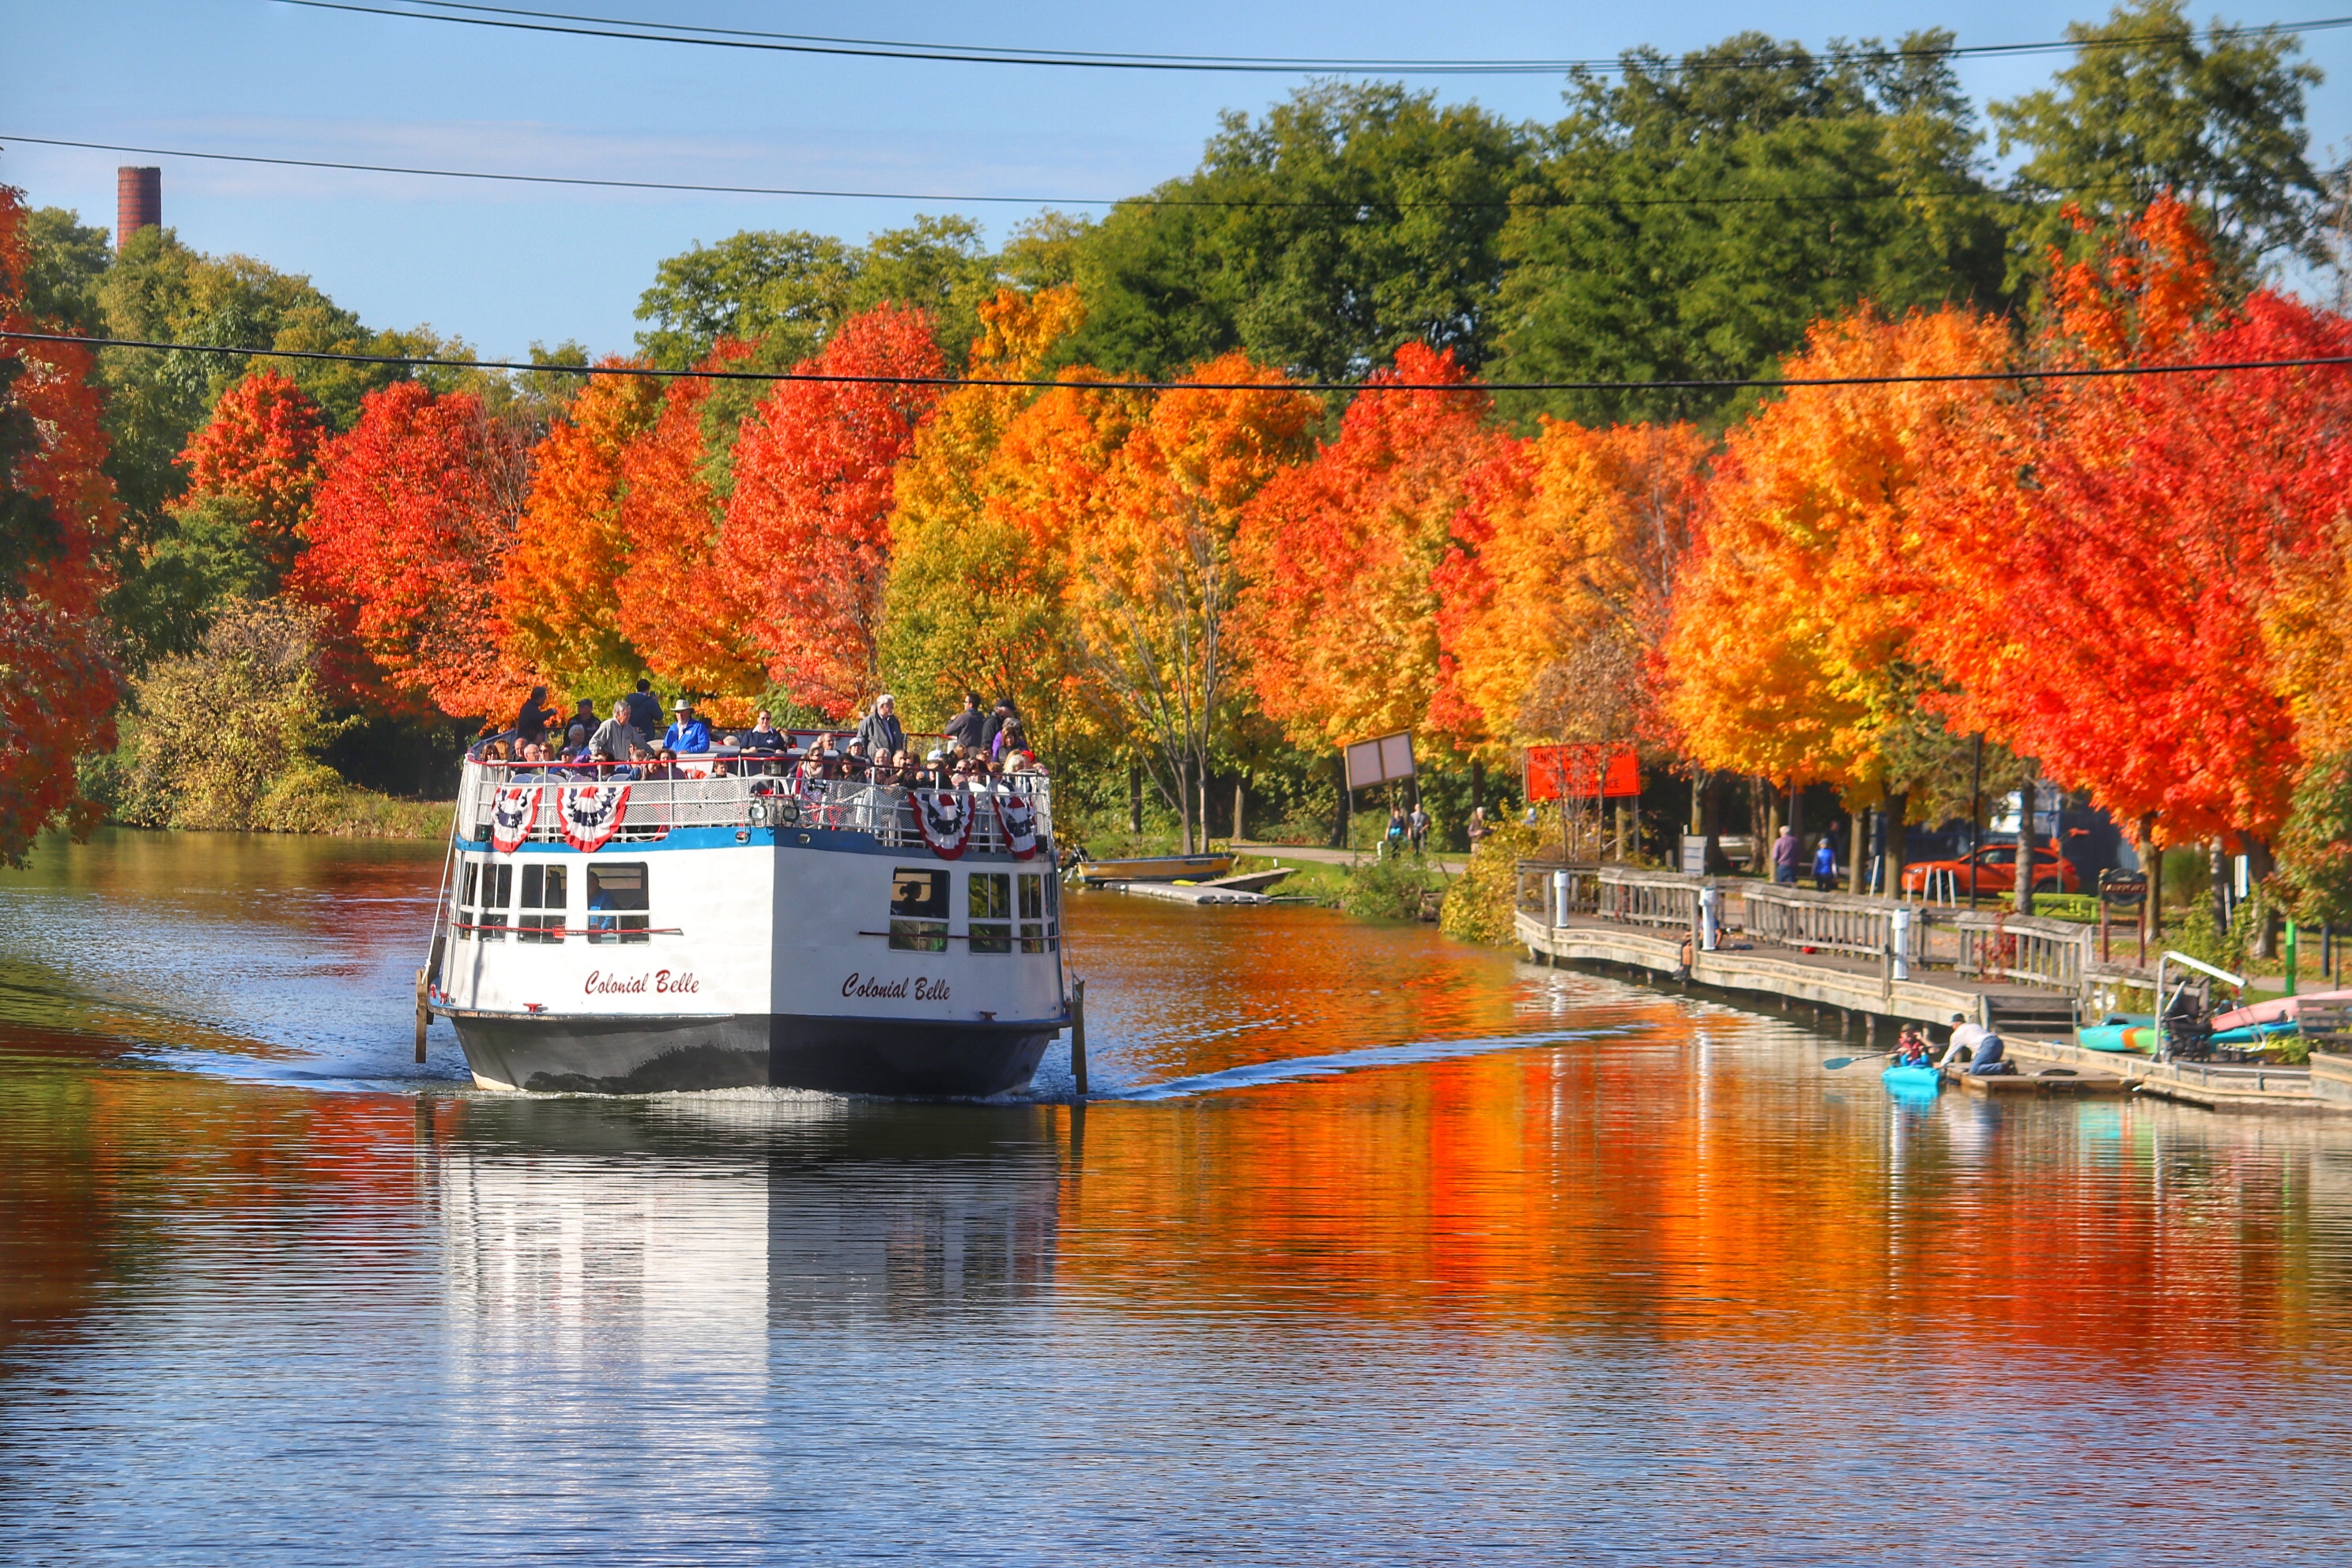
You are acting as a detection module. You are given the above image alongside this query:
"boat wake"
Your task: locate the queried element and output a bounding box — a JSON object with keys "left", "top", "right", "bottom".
{"left": 1092, "top": 1025, "right": 1636, "bottom": 1102}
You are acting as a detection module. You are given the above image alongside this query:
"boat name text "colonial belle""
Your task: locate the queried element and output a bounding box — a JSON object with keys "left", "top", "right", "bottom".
{"left": 583, "top": 969, "right": 702, "bottom": 996}
{"left": 841, "top": 973, "right": 952, "bottom": 1001}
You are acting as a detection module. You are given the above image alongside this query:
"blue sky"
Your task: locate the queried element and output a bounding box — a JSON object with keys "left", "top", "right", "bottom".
{"left": 6, "top": 2, "right": 2350, "bottom": 357}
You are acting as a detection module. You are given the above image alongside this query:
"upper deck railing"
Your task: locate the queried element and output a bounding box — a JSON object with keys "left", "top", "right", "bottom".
{"left": 457, "top": 756, "right": 1055, "bottom": 857}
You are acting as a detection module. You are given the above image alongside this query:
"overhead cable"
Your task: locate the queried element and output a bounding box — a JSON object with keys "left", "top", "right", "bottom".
{"left": 10, "top": 329, "right": 2352, "bottom": 395}
{"left": 278, "top": 1, "right": 2352, "bottom": 75}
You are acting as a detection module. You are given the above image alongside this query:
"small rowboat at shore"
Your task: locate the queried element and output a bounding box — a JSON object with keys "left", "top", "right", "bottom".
{"left": 1075, "top": 854, "right": 1235, "bottom": 884}
{"left": 1882, "top": 1062, "right": 1943, "bottom": 1095}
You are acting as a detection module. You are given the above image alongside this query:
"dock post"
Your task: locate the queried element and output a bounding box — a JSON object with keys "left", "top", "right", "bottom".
{"left": 413, "top": 968, "right": 430, "bottom": 1064}
{"left": 1069, "top": 978, "right": 1088, "bottom": 1101}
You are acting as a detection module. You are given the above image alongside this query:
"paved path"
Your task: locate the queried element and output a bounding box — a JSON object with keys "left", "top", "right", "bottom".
{"left": 1232, "top": 840, "right": 1469, "bottom": 876}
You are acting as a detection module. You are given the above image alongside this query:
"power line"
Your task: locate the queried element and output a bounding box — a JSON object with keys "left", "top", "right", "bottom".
{"left": 3, "top": 132, "right": 2076, "bottom": 212}
{"left": 280, "top": 1, "right": 2352, "bottom": 75}
{"left": 10, "top": 328, "right": 2352, "bottom": 395}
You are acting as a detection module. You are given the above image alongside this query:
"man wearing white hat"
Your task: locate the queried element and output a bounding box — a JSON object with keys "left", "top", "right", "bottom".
{"left": 664, "top": 699, "right": 711, "bottom": 755}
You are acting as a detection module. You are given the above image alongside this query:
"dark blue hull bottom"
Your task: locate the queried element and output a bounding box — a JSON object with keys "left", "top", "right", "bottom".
{"left": 449, "top": 1012, "right": 1059, "bottom": 1098}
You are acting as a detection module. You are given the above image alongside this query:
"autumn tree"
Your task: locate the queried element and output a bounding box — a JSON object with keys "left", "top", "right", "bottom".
{"left": 290, "top": 381, "right": 530, "bottom": 719}
{"left": 1071, "top": 353, "right": 1321, "bottom": 851}
{"left": 1235, "top": 342, "right": 1500, "bottom": 754}
{"left": 497, "top": 363, "right": 662, "bottom": 703}
{"left": 721, "top": 305, "right": 944, "bottom": 717}
{"left": 1657, "top": 303, "right": 2011, "bottom": 888}
{"left": 877, "top": 286, "right": 1097, "bottom": 744}
{"left": 1911, "top": 200, "right": 2349, "bottom": 891}
{"left": 1432, "top": 418, "right": 1710, "bottom": 764}
{"left": 0, "top": 183, "right": 122, "bottom": 863}
{"left": 611, "top": 341, "right": 767, "bottom": 699}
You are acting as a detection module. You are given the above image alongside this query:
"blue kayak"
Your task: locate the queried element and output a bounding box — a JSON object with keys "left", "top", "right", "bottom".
{"left": 1882, "top": 1062, "right": 1943, "bottom": 1095}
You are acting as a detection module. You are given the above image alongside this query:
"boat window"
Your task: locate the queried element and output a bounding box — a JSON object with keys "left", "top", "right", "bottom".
{"left": 520, "top": 862, "right": 567, "bottom": 944}
{"left": 968, "top": 872, "right": 1012, "bottom": 955}
{"left": 1018, "top": 873, "right": 1057, "bottom": 953}
{"left": 890, "top": 867, "right": 948, "bottom": 952}
{"left": 586, "top": 863, "right": 649, "bottom": 944}
{"left": 476, "top": 861, "right": 512, "bottom": 942}
{"left": 455, "top": 862, "right": 479, "bottom": 942}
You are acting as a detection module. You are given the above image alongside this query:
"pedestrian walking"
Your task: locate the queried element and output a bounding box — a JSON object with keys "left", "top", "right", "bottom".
{"left": 1812, "top": 835, "right": 1838, "bottom": 891}
{"left": 1772, "top": 824, "right": 1800, "bottom": 885}
{"left": 1408, "top": 801, "right": 1430, "bottom": 857}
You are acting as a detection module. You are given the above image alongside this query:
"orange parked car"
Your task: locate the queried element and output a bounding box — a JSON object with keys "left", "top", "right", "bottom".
{"left": 1900, "top": 841, "right": 2080, "bottom": 897}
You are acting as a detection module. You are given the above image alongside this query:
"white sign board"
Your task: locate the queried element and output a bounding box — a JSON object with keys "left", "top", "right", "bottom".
{"left": 1344, "top": 731, "right": 1415, "bottom": 790}
{"left": 1680, "top": 834, "right": 1709, "bottom": 876}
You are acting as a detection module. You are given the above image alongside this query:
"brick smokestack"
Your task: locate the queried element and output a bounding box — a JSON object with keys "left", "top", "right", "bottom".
{"left": 116, "top": 166, "right": 161, "bottom": 251}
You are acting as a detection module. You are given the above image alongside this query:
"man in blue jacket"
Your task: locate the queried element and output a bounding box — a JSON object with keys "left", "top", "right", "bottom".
{"left": 664, "top": 699, "right": 711, "bottom": 755}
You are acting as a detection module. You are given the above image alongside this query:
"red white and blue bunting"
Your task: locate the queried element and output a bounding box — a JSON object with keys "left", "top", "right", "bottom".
{"left": 914, "top": 787, "right": 975, "bottom": 859}
{"left": 559, "top": 783, "right": 630, "bottom": 853}
{"left": 488, "top": 785, "right": 542, "bottom": 853}
{"left": 993, "top": 789, "right": 1039, "bottom": 861}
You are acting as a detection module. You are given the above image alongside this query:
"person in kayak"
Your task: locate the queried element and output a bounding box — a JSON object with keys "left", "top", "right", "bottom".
{"left": 1897, "top": 1027, "right": 1934, "bottom": 1068}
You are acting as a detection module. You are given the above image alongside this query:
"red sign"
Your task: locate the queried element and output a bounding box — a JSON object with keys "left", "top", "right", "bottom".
{"left": 1525, "top": 744, "right": 1639, "bottom": 801}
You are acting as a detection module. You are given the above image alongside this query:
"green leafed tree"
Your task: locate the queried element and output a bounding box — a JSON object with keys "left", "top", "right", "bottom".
{"left": 1992, "top": 0, "right": 2324, "bottom": 285}
{"left": 1058, "top": 81, "right": 1538, "bottom": 380}
{"left": 1492, "top": 31, "right": 2010, "bottom": 427}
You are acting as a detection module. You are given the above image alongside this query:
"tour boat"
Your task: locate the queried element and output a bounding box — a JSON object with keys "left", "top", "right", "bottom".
{"left": 422, "top": 752, "right": 1069, "bottom": 1096}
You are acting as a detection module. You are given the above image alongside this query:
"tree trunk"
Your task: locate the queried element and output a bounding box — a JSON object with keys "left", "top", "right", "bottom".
{"left": 1883, "top": 789, "right": 1908, "bottom": 899}
{"left": 2013, "top": 775, "right": 2037, "bottom": 915}
{"left": 2247, "top": 837, "right": 2278, "bottom": 959}
{"left": 2211, "top": 838, "right": 2230, "bottom": 939}
{"left": 1849, "top": 808, "right": 1868, "bottom": 895}
{"left": 1470, "top": 758, "right": 1484, "bottom": 813}
{"left": 1234, "top": 778, "right": 1246, "bottom": 846}
{"left": 1127, "top": 758, "right": 1143, "bottom": 834}
{"left": 1333, "top": 753, "right": 1349, "bottom": 849}
{"left": 1197, "top": 761, "right": 1210, "bottom": 854}
{"left": 1178, "top": 756, "right": 1194, "bottom": 856}
{"left": 2142, "top": 813, "right": 2163, "bottom": 951}
{"left": 1762, "top": 779, "right": 1782, "bottom": 877}
{"left": 1788, "top": 784, "right": 1806, "bottom": 861}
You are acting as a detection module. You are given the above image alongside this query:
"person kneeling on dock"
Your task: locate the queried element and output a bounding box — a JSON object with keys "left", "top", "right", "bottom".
{"left": 1938, "top": 1013, "right": 2013, "bottom": 1074}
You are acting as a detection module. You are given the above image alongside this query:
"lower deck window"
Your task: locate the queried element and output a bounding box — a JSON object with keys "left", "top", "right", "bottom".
{"left": 467, "top": 861, "right": 512, "bottom": 941}
{"left": 519, "top": 863, "right": 567, "bottom": 943}
{"left": 968, "top": 872, "right": 1012, "bottom": 955}
{"left": 586, "top": 863, "right": 649, "bottom": 944}
{"left": 890, "top": 867, "right": 948, "bottom": 952}
{"left": 1018, "top": 872, "right": 1057, "bottom": 953}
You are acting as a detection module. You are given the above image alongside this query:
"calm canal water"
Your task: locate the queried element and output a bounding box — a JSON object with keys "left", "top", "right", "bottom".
{"left": 4, "top": 831, "right": 2351, "bottom": 1564}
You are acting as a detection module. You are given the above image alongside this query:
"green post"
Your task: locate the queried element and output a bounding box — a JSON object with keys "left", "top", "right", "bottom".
{"left": 2284, "top": 919, "right": 2299, "bottom": 999}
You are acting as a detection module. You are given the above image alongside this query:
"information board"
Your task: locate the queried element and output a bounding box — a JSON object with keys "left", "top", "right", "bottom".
{"left": 1343, "top": 732, "right": 1416, "bottom": 790}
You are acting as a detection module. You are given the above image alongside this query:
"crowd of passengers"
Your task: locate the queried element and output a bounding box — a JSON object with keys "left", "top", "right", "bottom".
{"left": 478, "top": 682, "right": 1046, "bottom": 789}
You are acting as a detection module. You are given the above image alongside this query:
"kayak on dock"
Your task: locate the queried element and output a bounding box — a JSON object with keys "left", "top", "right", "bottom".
{"left": 2077, "top": 1023, "right": 2155, "bottom": 1054}
{"left": 1882, "top": 1062, "right": 1943, "bottom": 1095}
{"left": 1074, "top": 854, "right": 1235, "bottom": 884}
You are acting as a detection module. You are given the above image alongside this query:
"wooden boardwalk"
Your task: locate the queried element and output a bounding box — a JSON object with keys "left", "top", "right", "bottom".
{"left": 1520, "top": 910, "right": 2084, "bottom": 1035}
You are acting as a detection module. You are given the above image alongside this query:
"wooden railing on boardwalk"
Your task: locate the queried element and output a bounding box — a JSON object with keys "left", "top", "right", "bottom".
{"left": 1516, "top": 861, "right": 1600, "bottom": 924}
{"left": 1596, "top": 865, "right": 1706, "bottom": 929}
{"left": 1954, "top": 912, "right": 2091, "bottom": 993}
{"left": 1740, "top": 884, "right": 1928, "bottom": 966}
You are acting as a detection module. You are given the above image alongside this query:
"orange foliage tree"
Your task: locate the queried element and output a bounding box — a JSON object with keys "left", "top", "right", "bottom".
{"left": 722, "top": 304, "right": 944, "bottom": 718}
{"left": 497, "top": 362, "right": 662, "bottom": 705}
{"left": 1657, "top": 306, "right": 2009, "bottom": 856}
{"left": 290, "top": 380, "right": 530, "bottom": 719}
{"left": 1432, "top": 418, "right": 1710, "bottom": 763}
{"left": 1235, "top": 343, "right": 1501, "bottom": 754}
{"left": 612, "top": 341, "right": 765, "bottom": 699}
{"left": 1072, "top": 354, "right": 1322, "bottom": 850}
{"left": 878, "top": 287, "right": 1099, "bottom": 744}
{"left": 1, "top": 183, "right": 122, "bottom": 862}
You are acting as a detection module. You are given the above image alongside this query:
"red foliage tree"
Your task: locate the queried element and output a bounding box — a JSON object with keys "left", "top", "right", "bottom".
{"left": 721, "top": 305, "right": 944, "bottom": 717}
{"left": 1909, "top": 199, "right": 2345, "bottom": 848}
{"left": 175, "top": 368, "right": 327, "bottom": 537}
{"left": 290, "top": 380, "right": 530, "bottom": 719}
{"left": 0, "top": 183, "right": 122, "bottom": 861}
{"left": 1235, "top": 342, "right": 1501, "bottom": 750}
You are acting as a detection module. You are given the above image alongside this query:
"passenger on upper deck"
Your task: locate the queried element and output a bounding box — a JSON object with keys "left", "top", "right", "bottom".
{"left": 944, "top": 692, "right": 986, "bottom": 752}
{"left": 624, "top": 678, "right": 662, "bottom": 738}
{"left": 741, "top": 710, "right": 785, "bottom": 754}
{"left": 856, "top": 695, "right": 905, "bottom": 760}
{"left": 664, "top": 699, "right": 711, "bottom": 755}
{"left": 981, "top": 695, "right": 1018, "bottom": 756}
{"left": 589, "top": 699, "right": 645, "bottom": 774}
{"left": 515, "top": 686, "right": 551, "bottom": 748}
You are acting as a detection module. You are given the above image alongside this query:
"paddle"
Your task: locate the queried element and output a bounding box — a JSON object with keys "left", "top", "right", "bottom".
{"left": 1821, "top": 1050, "right": 1896, "bottom": 1071}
